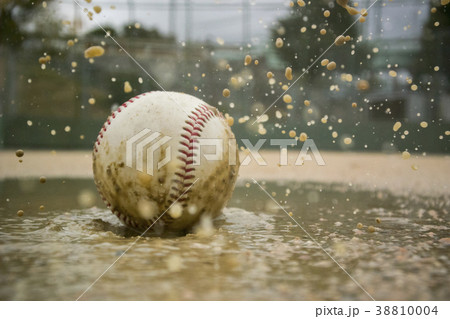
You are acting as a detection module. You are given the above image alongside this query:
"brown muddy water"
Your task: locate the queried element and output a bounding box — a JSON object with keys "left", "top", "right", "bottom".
{"left": 0, "top": 179, "right": 449, "bottom": 300}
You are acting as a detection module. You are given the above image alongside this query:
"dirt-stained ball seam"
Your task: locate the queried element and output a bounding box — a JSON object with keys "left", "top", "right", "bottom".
{"left": 167, "top": 104, "right": 217, "bottom": 207}
{"left": 92, "top": 92, "right": 150, "bottom": 230}
{"left": 92, "top": 93, "right": 219, "bottom": 230}
{"left": 93, "top": 92, "right": 149, "bottom": 153}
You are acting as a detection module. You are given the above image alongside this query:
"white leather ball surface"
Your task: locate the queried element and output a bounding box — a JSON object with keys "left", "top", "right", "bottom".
{"left": 93, "top": 91, "right": 239, "bottom": 233}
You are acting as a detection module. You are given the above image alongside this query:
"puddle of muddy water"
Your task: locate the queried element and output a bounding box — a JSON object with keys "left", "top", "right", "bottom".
{"left": 0, "top": 179, "right": 448, "bottom": 300}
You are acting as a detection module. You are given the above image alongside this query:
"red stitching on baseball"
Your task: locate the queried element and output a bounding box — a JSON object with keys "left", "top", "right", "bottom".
{"left": 93, "top": 94, "right": 220, "bottom": 229}
{"left": 179, "top": 150, "right": 194, "bottom": 157}
{"left": 181, "top": 133, "right": 191, "bottom": 140}
{"left": 94, "top": 92, "right": 149, "bottom": 151}
{"left": 93, "top": 92, "right": 150, "bottom": 229}
{"left": 168, "top": 105, "right": 217, "bottom": 204}
{"left": 175, "top": 172, "right": 194, "bottom": 178}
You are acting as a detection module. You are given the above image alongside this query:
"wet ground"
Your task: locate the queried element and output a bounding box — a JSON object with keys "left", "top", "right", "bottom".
{"left": 0, "top": 178, "right": 449, "bottom": 300}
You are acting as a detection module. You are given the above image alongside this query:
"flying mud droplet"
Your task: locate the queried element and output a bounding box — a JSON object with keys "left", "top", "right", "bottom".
{"left": 39, "top": 55, "right": 51, "bottom": 64}
{"left": 137, "top": 199, "right": 158, "bottom": 220}
{"left": 166, "top": 255, "right": 183, "bottom": 272}
{"left": 299, "top": 132, "right": 308, "bottom": 142}
{"left": 275, "top": 38, "right": 284, "bottom": 48}
{"left": 194, "top": 215, "right": 215, "bottom": 237}
{"left": 283, "top": 94, "right": 292, "bottom": 103}
{"left": 402, "top": 151, "right": 411, "bottom": 160}
{"left": 77, "top": 189, "right": 96, "bottom": 208}
{"left": 334, "top": 35, "right": 347, "bottom": 46}
{"left": 389, "top": 70, "right": 397, "bottom": 77}
{"left": 169, "top": 203, "right": 183, "bottom": 219}
{"left": 356, "top": 80, "right": 369, "bottom": 90}
{"left": 84, "top": 46, "right": 105, "bottom": 59}
{"left": 225, "top": 114, "right": 234, "bottom": 126}
{"left": 124, "top": 81, "right": 132, "bottom": 93}
{"left": 285, "top": 67, "right": 293, "bottom": 80}
{"left": 326, "top": 61, "right": 337, "bottom": 71}
{"left": 244, "top": 55, "right": 252, "bottom": 66}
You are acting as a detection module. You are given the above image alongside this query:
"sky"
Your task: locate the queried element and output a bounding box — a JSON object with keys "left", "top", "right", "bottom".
{"left": 54, "top": 0, "right": 430, "bottom": 46}
{"left": 57, "top": 0, "right": 289, "bottom": 46}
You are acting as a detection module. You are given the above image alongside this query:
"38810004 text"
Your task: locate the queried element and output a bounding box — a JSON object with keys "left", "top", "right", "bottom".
{"left": 376, "top": 305, "right": 438, "bottom": 316}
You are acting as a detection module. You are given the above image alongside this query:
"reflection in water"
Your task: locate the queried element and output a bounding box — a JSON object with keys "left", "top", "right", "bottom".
{"left": 0, "top": 179, "right": 449, "bottom": 300}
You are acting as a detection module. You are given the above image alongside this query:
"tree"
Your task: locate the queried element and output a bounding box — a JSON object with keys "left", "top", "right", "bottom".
{"left": 416, "top": 0, "right": 450, "bottom": 82}
{"left": 85, "top": 26, "right": 119, "bottom": 38}
{"left": 122, "top": 24, "right": 175, "bottom": 42}
{"left": 271, "top": 0, "right": 365, "bottom": 82}
{"left": 0, "top": 0, "right": 48, "bottom": 46}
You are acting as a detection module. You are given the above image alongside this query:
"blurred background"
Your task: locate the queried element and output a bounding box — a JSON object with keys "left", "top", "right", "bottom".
{"left": 0, "top": 0, "right": 449, "bottom": 152}
{"left": 1, "top": 1, "right": 450, "bottom": 301}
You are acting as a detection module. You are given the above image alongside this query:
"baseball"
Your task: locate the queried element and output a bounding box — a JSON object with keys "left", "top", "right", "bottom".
{"left": 93, "top": 91, "right": 240, "bottom": 234}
